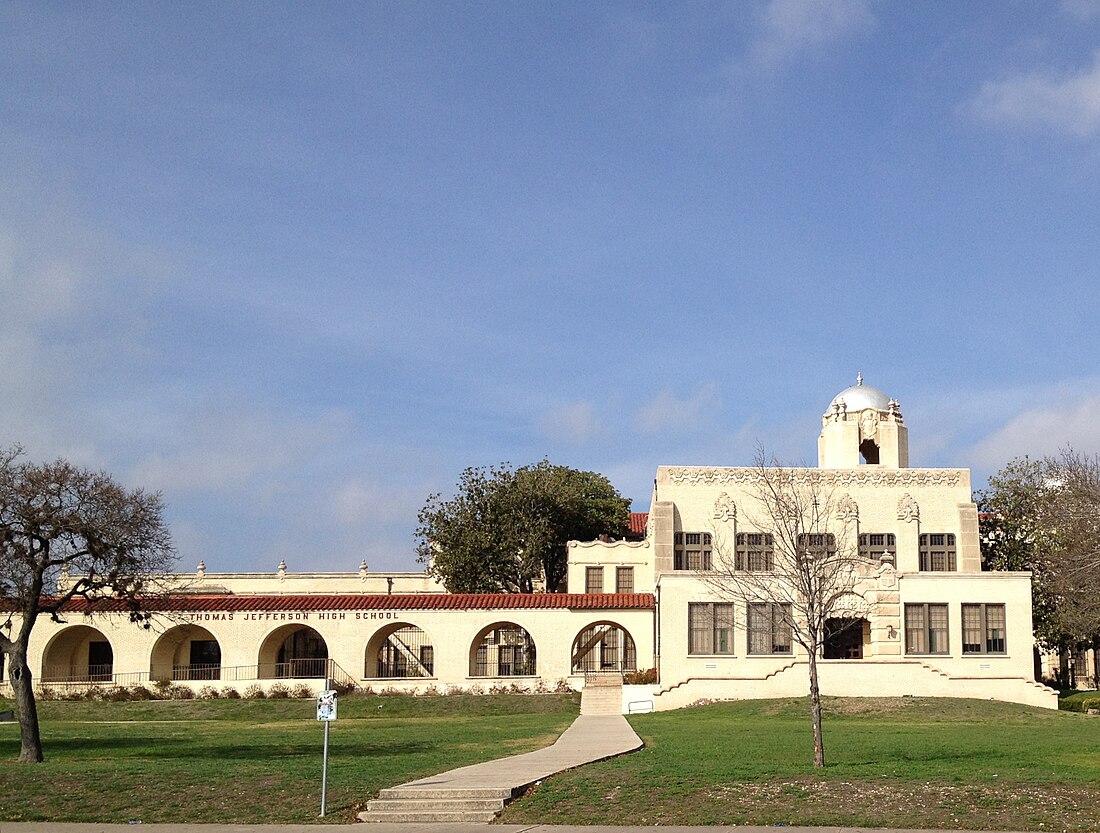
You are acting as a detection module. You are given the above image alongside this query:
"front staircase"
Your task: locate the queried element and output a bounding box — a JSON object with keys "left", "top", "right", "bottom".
{"left": 581, "top": 671, "right": 623, "bottom": 715}
{"left": 362, "top": 786, "right": 514, "bottom": 823}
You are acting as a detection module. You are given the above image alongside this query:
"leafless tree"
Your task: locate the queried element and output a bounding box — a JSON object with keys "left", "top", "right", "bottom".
{"left": 0, "top": 448, "right": 175, "bottom": 762}
{"left": 705, "top": 450, "right": 870, "bottom": 767}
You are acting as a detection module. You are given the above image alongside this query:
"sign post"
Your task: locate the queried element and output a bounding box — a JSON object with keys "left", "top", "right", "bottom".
{"left": 317, "top": 689, "right": 338, "bottom": 817}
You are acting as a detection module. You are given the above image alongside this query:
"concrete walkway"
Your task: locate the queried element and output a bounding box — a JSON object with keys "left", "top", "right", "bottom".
{"left": 2, "top": 823, "right": 1045, "bottom": 832}
{"left": 360, "top": 714, "right": 644, "bottom": 822}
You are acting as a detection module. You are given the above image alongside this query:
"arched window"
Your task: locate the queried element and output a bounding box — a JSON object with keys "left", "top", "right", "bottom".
{"left": 366, "top": 624, "right": 434, "bottom": 678}
{"left": 150, "top": 624, "right": 222, "bottom": 681}
{"left": 571, "top": 623, "right": 637, "bottom": 673}
{"left": 470, "top": 623, "right": 536, "bottom": 677}
{"left": 42, "top": 625, "right": 114, "bottom": 683}
{"left": 258, "top": 625, "right": 329, "bottom": 679}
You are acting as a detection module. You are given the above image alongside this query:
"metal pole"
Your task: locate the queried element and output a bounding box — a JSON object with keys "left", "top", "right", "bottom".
{"left": 320, "top": 719, "right": 330, "bottom": 817}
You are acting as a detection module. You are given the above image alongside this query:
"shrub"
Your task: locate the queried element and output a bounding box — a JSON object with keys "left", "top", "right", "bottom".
{"left": 222, "top": 687, "right": 241, "bottom": 699}
{"left": 168, "top": 684, "right": 195, "bottom": 700}
{"left": 243, "top": 684, "right": 267, "bottom": 699}
{"left": 291, "top": 684, "right": 313, "bottom": 698}
{"left": 128, "top": 686, "right": 156, "bottom": 701}
{"left": 420, "top": 684, "right": 440, "bottom": 696}
{"left": 197, "top": 686, "right": 221, "bottom": 700}
{"left": 623, "top": 668, "right": 658, "bottom": 685}
{"left": 553, "top": 678, "right": 574, "bottom": 693}
{"left": 266, "top": 683, "right": 290, "bottom": 699}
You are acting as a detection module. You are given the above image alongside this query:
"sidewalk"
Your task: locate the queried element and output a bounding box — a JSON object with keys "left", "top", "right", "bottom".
{"left": 2, "top": 823, "right": 1043, "bottom": 833}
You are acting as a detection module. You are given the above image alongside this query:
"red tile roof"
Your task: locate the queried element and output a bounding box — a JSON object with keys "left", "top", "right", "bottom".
{"left": 62, "top": 592, "right": 656, "bottom": 614}
{"left": 628, "top": 512, "right": 648, "bottom": 537}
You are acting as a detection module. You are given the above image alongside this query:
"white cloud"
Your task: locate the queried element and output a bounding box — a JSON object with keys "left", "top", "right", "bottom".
{"left": 967, "top": 393, "right": 1100, "bottom": 470}
{"left": 538, "top": 401, "right": 601, "bottom": 444}
{"left": 1062, "top": 0, "right": 1100, "bottom": 22}
{"left": 635, "top": 383, "right": 722, "bottom": 434}
{"left": 750, "top": 0, "right": 874, "bottom": 67}
{"left": 969, "top": 49, "right": 1100, "bottom": 138}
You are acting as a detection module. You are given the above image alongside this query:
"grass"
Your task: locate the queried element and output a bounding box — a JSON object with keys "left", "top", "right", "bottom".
{"left": 4, "top": 692, "right": 1099, "bottom": 829}
{"left": 0, "top": 692, "right": 579, "bottom": 824}
{"left": 500, "top": 696, "right": 1100, "bottom": 831}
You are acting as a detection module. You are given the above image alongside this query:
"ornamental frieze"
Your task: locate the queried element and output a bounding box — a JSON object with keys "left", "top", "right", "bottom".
{"left": 664, "top": 467, "right": 963, "bottom": 488}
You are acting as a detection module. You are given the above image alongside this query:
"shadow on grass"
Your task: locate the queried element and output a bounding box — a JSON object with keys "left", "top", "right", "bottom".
{"left": 2, "top": 736, "right": 438, "bottom": 760}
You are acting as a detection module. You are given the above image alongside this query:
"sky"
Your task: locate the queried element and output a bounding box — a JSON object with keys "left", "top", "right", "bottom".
{"left": 3, "top": 1, "right": 1100, "bottom": 574}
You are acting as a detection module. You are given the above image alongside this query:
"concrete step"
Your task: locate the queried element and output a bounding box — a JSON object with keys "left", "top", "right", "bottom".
{"left": 378, "top": 786, "right": 512, "bottom": 800}
{"left": 367, "top": 798, "right": 505, "bottom": 812}
{"left": 359, "top": 809, "right": 498, "bottom": 823}
{"left": 581, "top": 685, "right": 622, "bottom": 715}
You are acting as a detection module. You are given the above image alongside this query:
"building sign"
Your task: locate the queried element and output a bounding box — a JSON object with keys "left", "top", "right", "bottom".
{"left": 317, "top": 690, "right": 337, "bottom": 721}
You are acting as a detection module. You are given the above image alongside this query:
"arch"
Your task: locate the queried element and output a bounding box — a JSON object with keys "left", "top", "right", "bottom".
{"left": 469, "top": 622, "right": 536, "bottom": 677}
{"left": 365, "top": 623, "right": 435, "bottom": 679}
{"left": 150, "top": 625, "right": 222, "bottom": 682}
{"left": 257, "top": 624, "right": 329, "bottom": 679}
{"left": 42, "top": 625, "right": 114, "bottom": 683}
{"left": 571, "top": 621, "right": 637, "bottom": 674}
{"left": 823, "top": 617, "right": 870, "bottom": 659}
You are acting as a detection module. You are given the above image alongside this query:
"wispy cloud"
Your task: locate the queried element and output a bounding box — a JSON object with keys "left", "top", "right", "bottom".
{"left": 967, "top": 392, "right": 1100, "bottom": 469}
{"left": 969, "top": 49, "right": 1100, "bottom": 138}
{"left": 538, "top": 400, "right": 602, "bottom": 445}
{"left": 635, "top": 383, "right": 721, "bottom": 434}
{"left": 749, "top": 0, "right": 874, "bottom": 67}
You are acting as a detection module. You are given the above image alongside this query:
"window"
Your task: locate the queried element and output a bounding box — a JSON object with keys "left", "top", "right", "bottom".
{"left": 735, "top": 533, "right": 774, "bottom": 571}
{"left": 585, "top": 566, "right": 604, "bottom": 594}
{"left": 688, "top": 603, "right": 735, "bottom": 655}
{"left": 747, "top": 603, "right": 792, "bottom": 654}
{"left": 572, "top": 624, "right": 638, "bottom": 672}
{"left": 471, "top": 624, "right": 536, "bottom": 676}
{"left": 962, "top": 604, "right": 1006, "bottom": 654}
{"left": 859, "top": 533, "right": 896, "bottom": 561}
{"left": 797, "top": 533, "right": 836, "bottom": 559}
{"left": 905, "top": 603, "right": 949, "bottom": 654}
{"left": 674, "top": 532, "right": 712, "bottom": 570}
{"left": 616, "top": 566, "right": 634, "bottom": 594}
{"left": 919, "top": 534, "right": 957, "bottom": 571}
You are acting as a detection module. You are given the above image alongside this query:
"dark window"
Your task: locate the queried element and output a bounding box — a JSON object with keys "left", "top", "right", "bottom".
{"left": 585, "top": 566, "right": 604, "bottom": 594}
{"left": 471, "top": 625, "right": 536, "bottom": 676}
{"left": 375, "top": 626, "right": 434, "bottom": 678}
{"left": 674, "top": 532, "right": 712, "bottom": 570}
{"left": 905, "top": 603, "right": 949, "bottom": 654}
{"left": 688, "top": 603, "right": 735, "bottom": 655}
{"left": 962, "top": 604, "right": 1007, "bottom": 654}
{"left": 919, "top": 533, "right": 957, "bottom": 571}
{"left": 572, "top": 624, "right": 637, "bottom": 672}
{"left": 859, "top": 532, "right": 897, "bottom": 561}
{"left": 616, "top": 566, "right": 634, "bottom": 594}
{"left": 183, "top": 639, "right": 222, "bottom": 680}
{"left": 87, "top": 640, "right": 114, "bottom": 682}
{"left": 747, "top": 603, "right": 792, "bottom": 654}
{"left": 735, "top": 533, "right": 774, "bottom": 571}
{"left": 797, "top": 533, "right": 837, "bottom": 559}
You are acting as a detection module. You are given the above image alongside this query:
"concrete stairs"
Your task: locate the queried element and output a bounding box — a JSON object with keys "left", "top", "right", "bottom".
{"left": 361, "top": 786, "right": 513, "bottom": 823}
{"left": 581, "top": 673, "right": 623, "bottom": 715}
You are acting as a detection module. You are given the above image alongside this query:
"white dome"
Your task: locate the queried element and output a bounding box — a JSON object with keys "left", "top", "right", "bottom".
{"left": 828, "top": 375, "right": 892, "bottom": 412}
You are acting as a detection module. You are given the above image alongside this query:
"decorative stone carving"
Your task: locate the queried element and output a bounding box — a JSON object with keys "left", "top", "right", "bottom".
{"left": 196, "top": 560, "right": 206, "bottom": 579}
{"left": 665, "top": 467, "right": 963, "bottom": 488}
{"left": 359, "top": 560, "right": 368, "bottom": 581}
{"left": 712, "top": 492, "right": 737, "bottom": 522}
{"left": 877, "top": 557, "right": 897, "bottom": 588}
{"left": 860, "top": 408, "right": 880, "bottom": 440}
{"left": 277, "top": 559, "right": 287, "bottom": 580}
{"left": 897, "top": 493, "right": 920, "bottom": 523}
{"left": 836, "top": 493, "right": 859, "bottom": 523}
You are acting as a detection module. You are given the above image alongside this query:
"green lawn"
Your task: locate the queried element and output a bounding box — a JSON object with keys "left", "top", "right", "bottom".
{"left": 4, "top": 693, "right": 1099, "bottom": 830}
{"left": 0, "top": 693, "right": 579, "bottom": 824}
{"left": 502, "top": 696, "right": 1100, "bottom": 831}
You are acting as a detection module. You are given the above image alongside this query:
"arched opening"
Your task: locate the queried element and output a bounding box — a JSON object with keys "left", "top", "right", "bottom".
{"left": 42, "top": 625, "right": 114, "bottom": 683}
{"left": 571, "top": 622, "right": 637, "bottom": 673}
{"left": 365, "top": 623, "right": 434, "bottom": 679}
{"left": 859, "top": 439, "right": 880, "bottom": 465}
{"left": 258, "top": 625, "right": 329, "bottom": 679}
{"left": 150, "top": 625, "right": 222, "bottom": 681}
{"left": 469, "top": 623, "right": 536, "bottom": 677}
{"left": 823, "top": 617, "right": 870, "bottom": 659}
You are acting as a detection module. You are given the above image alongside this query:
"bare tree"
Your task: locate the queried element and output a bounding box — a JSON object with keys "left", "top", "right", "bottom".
{"left": 705, "top": 451, "right": 869, "bottom": 767}
{"left": 0, "top": 448, "right": 175, "bottom": 762}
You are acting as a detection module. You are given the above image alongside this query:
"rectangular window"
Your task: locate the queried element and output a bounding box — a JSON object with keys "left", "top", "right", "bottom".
{"left": 747, "top": 603, "right": 792, "bottom": 654}
{"left": 688, "top": 602, "right": 735, "bottom": 655}
{"left": 962, "top": 603, "right": 1007, "bottom": 654}
{"left": 585, "top": 566, "right": 604, "bottom": 594}
{"left": 859, "top": 532, "right": 897, "bottom": 561}
{"left": 674, "top": 532, "right": 712, "bottom": 570}
{"left": 797, "top": 533, "right": 836, "bottom": 560}
{"left": 615, "top": 566, "right": 634, "bottom": 594}
{"left": 919, "top": 533, "right": 957, "bottom": 571}
{"left": 735, "top": 533, "right": 774, "bottom": 571}
{"left": 904, "top": 603, "right": 949, "bottom": 654}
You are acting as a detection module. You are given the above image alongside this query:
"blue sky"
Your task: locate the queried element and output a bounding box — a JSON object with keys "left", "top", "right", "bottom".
{"left": 3, "top": 2, "right": 1100, "bottom": 573}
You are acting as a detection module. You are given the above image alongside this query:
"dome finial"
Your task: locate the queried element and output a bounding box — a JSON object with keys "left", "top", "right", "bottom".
{"left": 856, "top": 371, "right": 863, "bottom": 386}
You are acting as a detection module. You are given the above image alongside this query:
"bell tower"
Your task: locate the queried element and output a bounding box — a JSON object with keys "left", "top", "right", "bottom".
{"left": 818, "top": 374, "right": 908, "bottom": 469}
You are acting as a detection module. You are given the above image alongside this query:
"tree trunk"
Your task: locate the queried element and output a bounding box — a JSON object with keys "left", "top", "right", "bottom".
{"left": 9, "top": 647, "right": 44, "bottom": 762}
{"left": 807, "top": 650, "right": 825, "bottom": 767}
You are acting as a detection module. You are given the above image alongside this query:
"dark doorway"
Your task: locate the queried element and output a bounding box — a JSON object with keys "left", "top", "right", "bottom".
{"left": 88, "top": 640, "right": 114, "bottom": 681}
{"left": 859, "top": 439, "right": 880, "bottom": 464}
{"left": 823, "top": 618, "right": 865, "bottom": 659}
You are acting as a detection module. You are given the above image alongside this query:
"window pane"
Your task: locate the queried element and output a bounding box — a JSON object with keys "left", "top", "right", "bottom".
{"left": 905, "top": 604, "right": 927, "bottom": 654}
{"left": 928, "top": 604, "right": 948, "bottom": 654}
{"left": 688, "top": 603, "right": 713, "bottom": 654}
{"left": 962, "top": 604, "right": 982, "bottom": 653}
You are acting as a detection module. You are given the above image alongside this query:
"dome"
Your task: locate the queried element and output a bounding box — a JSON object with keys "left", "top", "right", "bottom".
{"left": 827, "top": 374, "right": 891, "bottom": 413}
